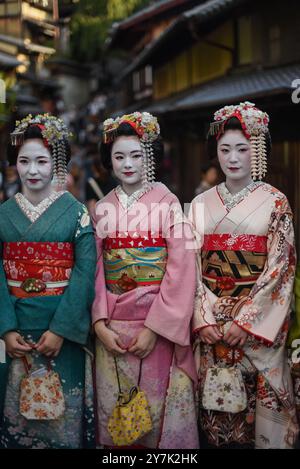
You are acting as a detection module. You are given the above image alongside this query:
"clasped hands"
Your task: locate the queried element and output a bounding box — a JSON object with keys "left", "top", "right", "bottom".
{"left": 199, "top": 322, "right": 248, "bottom": 347}
{"left": 94, "top": 320, "right": 157, "bottom": 359}
{"left": 3, "top": 330, "right": 64, "bottom": 359}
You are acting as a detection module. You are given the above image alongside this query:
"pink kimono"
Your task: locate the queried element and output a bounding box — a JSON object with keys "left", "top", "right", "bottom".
{"left": 92, "top": 182, "right": 199, "bottom": 448}
{"left": 190, "top": 181, "right": 299, "bottom": 449}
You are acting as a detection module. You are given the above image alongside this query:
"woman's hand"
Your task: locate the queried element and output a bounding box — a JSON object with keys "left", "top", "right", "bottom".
{"left": 3, "top": 331, "right": 32, "bottom": 358}
{"left": 94, "top": 320, "right": 126, "bottom": 355}
{"left": 198, "top": 325, "right": 223, "bottom": 345}
{"left": 34, "top": 331, "right": 64, "bottom": 357}
{"left": 128, "top": 327, "right": 157, "bottom": 359}
{"left": 223, "top": 323, "right": 248, "bottom": 347}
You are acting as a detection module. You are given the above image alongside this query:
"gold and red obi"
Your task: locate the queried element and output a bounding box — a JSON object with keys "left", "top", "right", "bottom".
{"left": 103, "top": 231, "right": 167, "bottom": 295}
{"left": 3, "top": 242, "right": 74, "bottom": 298}
{"left": 201, "top": 233, "right": 268, "bottom": 298}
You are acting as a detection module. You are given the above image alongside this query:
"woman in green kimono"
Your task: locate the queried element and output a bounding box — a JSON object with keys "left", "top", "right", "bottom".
{"left": 0, "top": 114, "right": 96, "bottom": 448}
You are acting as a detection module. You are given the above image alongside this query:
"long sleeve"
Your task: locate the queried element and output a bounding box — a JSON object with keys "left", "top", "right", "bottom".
{"left": 49, "top": 208, "right": 97, "bottom": 345}
{"left": 91, "top": 234, "right": 109, "bottom": 324}
{"left": 188, "top": 196, "right": 218, "bottom": 333}
{"left": 192, "top": 256, "right": 218, "bottom": 333}
{"left": 0, "top": 240, "right": 18, "bottom": 338}
{"left": 235, "top": 196, "right": 296, "bottom": 345}
{"left": 144, "top": 220, "right": 196, "bottom": 347}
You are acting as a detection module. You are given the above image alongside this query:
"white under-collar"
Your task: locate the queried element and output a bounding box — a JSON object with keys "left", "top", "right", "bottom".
{"left": 15, "top": 191, "right": 66, "bottom": 223}
{"left": 218, "top": 181, "right": 263, "bottom": 210}
{"left": 115, "top": 184, "right": 156, "bottom": 211}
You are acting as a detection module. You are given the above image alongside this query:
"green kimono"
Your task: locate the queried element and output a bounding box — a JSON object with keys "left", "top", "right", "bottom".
{"left": 0, "top": 192, "right": 96, "bottom": 448}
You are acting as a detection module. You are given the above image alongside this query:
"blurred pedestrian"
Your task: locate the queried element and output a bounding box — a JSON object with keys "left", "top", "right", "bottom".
{"left": 85, "top": 156, "right": 117, "bottom": 214}
{"left": 194, "top": 162, "right": 219, "bottom": 196}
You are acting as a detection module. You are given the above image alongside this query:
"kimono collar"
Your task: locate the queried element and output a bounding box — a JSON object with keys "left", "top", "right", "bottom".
{"left": 115, "top": 183, "right": 157, "bottom": 211}
{"left": 218, "top": 181, "right": 263, "bottom": 211}
{"left": 15, "top": 191, "right": 66, "bottom": 223}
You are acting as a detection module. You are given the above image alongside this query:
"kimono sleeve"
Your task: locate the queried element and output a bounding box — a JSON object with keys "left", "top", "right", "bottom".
{"left": 192, "top": 257, "right": 218, "bottom": 333}
{"left": 49, "top": 205, "right": 97, "bottom": 345}
{"left": 188, "top": 196, "right": 218, "bottom": 333}
{"left": 235, "top": 196, "right": 296, "bottom": 345}
{"left": 0, "top": 240, "right": 18, "bottom": 337}
{"left": 144, "top": 198, "right": 196, "bottom": 346}
{"left": 91, "top": 234, "right": 109, "bottom": 324}
{"left": 287, "top": 264, "right": 300, "bottom": 346}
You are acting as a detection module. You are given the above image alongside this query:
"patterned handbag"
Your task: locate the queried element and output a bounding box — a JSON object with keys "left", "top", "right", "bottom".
{"left": 202, "top": 347, "right": 247, "bottom": 413}
{"left": 108, "top": 358, "right": 153, "bottom": 446}
{"left": 19, "top": 356, "right": 65, "bottom": 420}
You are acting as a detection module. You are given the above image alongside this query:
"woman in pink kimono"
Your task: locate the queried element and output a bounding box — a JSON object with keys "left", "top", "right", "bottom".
{"left": 190, "top": 102, "right": 298, "bottom": 449}
{"left": 92, "top": 112, "right": 199, "bottom": 448}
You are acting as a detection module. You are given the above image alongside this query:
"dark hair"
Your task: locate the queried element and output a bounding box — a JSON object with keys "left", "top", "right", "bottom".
{"left": 99, "top": 122, "right": 164, "bottom": 170}
{"left": 7, "top": 124, "right": 71, "bottom": 165}
{"left": 206, "top": 116, "right": 272, "bottom": 160}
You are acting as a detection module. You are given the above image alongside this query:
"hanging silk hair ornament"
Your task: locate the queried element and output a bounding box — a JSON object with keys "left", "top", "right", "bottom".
{"left": 250, "top": 134, "right": 267, "bottom": 181}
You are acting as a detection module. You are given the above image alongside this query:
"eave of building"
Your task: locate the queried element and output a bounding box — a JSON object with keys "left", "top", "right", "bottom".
{"left": 0, "top": 34, "right": 55, "bottom": 55}
{"left": 106, "top": 0, "right": 200, "bottom": 50}
{"left": 116, "top": 0, "right": 250, "bottom": 81}
{"left": 111, "top": 63, "right": 300, "bottom": 118}
{"left": 145, "top": 63, "right": 300, "bottom": 115}
{"left": 0, "top": 51, "right": 23, "bottom": 69}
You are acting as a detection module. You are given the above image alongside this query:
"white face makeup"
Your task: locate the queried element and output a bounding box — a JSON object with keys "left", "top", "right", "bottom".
{"left": 217, "top": 129, "right": 252, "bottom": 188}
{"left": 111, "top": 136, "right": 143, "bottom": 194}
{"left": 17, "top": 139, "right": 53, "bottom": 194}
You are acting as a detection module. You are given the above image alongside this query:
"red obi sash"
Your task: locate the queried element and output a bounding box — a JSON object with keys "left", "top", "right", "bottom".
{"left": 202, "top": 233, "right": 268, "bottom": 253}
{"left": 3, "top": 242, "right": 74, "bottom": 298}
{"left": 103, "top": 231, "right": 167, "bottom": 250}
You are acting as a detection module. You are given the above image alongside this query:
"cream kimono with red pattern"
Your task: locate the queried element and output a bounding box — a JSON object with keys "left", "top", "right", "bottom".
{"left": 190, "top": 182, "right": 299, "bottom": 449}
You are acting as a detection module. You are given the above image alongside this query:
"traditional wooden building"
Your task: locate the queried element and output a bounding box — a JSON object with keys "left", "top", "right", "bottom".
{"left": 107, "top": 0, "right": 300, "bottom": 250}
{"left": 0, "top": 1, "right": 77, "bottom": 195}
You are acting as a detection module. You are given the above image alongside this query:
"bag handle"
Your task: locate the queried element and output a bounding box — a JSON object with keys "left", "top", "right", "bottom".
{"left": 21, "top": 355, "right": 52, "bottom": 375}
{"left": 22, "top": 356, "right": 31, "bottom": 375}
{"left": 114, "top": 356, "right": 143, "bottom": 395}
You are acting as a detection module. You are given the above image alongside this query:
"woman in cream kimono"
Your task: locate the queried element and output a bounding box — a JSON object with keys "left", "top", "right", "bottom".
{"left": 190, "top": 102, "right": 298, "bottom": 448}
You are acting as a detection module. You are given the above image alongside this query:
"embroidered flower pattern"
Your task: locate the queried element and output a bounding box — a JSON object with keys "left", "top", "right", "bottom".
{"left": 20, "top": 371, "right": 65, "bottom": 420}
{"left": 80, "top": 206, "right": 90, "bottom": 228}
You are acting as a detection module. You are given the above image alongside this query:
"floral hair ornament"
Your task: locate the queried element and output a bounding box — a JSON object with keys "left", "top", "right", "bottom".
{"left": 11, "top": 114, "right": 73, "bottom": 187}
{"left": 208, "top": 101, "right": 269, "bottom": 181}
{"left": 103, "top": 112, "right": 160, "bottom": 185}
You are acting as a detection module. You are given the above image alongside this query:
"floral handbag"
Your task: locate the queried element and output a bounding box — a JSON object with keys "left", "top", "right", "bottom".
{"left": 108, "top": 358, "right": 153, "bottom": 446}
{"left": 202, "top": 347, "right": 247, "bottom": 413}
{"left": 19, "top": 356, "right": 65, "bottom": 420}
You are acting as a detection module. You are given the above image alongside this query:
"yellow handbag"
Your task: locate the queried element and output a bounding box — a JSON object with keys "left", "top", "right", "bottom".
{"left": 108, "top": 358, "right": 153, "bottom": 446}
